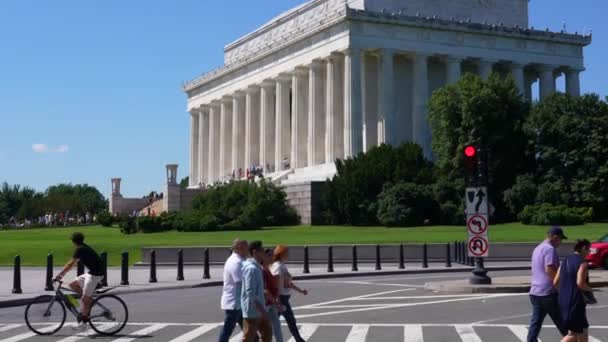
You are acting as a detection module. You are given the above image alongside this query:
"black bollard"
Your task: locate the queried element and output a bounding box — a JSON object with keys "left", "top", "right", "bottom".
{"left": 327, "top": 246, "right": 334, "bottom": 273}
{"left": 77, "top": 260, "right": 85, "bottom": 276}
{"left": 375, "top": 244, "right": 382, "bottom": 271}
{"left": 177, "top": 249, "right": 184, "bottom": 281}
{"left": 445, "top": 243, "right": 452, "bottom": 268}
{"left": 454, "top": 241, "right": 459, "bottom": 264}
{"left": 100, "top": 252, "right": 108, "bottom": 287}
{"left": 203, "top": 248, "right": 210, "bottom": 279}
{"left": 461, "top": 241, "right": 466, "bottom": 264}
{"left": 120, "top": 251, "right": 129, "bottom": 285}
{"left": 12, "top": 255, "right": 22, "bottom": 294}
{"left": 422, "top": 243, "right": 428, "bottom": 268}
{"left": 398, "top": 244, "right": 405, "bottom": 269}
{"left": 351, "top": 245, "right": 358, "bottom": 272}
{"left": 303, "top": 246, "right": 310, "bottom": 274}
{"left": 45, "top": 253, "right": 54, "bottom": 291}
{"left": 149, "top": 250, "right": 158, "bottom": 283}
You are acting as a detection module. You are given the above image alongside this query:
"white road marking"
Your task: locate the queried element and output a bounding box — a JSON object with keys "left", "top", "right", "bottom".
{"left": 111, "top": 324, "right": 168, "bottom": 342}
{"left": 0, "top": 324, "right": 59, "bottom": 342}
{"left": 299, "top": 304, "right": 392, "bottom": 309}
{"left": 294, "top": 289, "right": 416, "bottom": 310}
{"left": 287, "top": 324, "right": 318, "bottom": 342}
{"left": 454, "top": 325, "right": 482, "bottom": 342}
{"left": 506, "top": 325, "right": 528, "bottom": 342}
{"left": 353, "top": 294, "right": 497, "bottom": 300}
{"left": 404, "top": 324, "right": 424, "bottom": 342}
{"left": 168, "top": 324, "right": 220, "bottom": 342}
{"left": 229, "top": 332, "right": 242, "bottom": 342}
{"left": 0, "top": 325, "right": 21, "bottom": 333}
{"left": 589, "top": 336, "right": 601, "bottom": 342}
{"left": 471, "top": 313, "right": 530, "bottom": 325}
{"left": 55, "top": 325, "right": 110, "bottom": 342}
{"left": 345, "top": 324, "right": 369, "bottom": 342}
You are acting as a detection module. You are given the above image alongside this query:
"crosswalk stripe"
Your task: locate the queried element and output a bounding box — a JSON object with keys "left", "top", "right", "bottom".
{"left": 168, "top": 324, "right": 220, "bottom": 342}
{"left": 404, "top": 324, "right": 423, "bottom": 342}
{"left": 0, "top": 325, "right": 21, "bottom": 333}
{"left": 454, "top": 325, "right": 482, "bottom": 342}
{"left": 345, "top": 324, "right": 369, "bottom": 342}
{"left": 111, "top": 324, "right": 168, "bottom": 342}
{"left": 506, "top": 325, "right": 528, "bottom": 342}
{"left": 589, "top": 336, "right": 601, "bottom": 342}
{"left": 229, "top": 332, "right": 242, "bottom": 342}
{"left": 287, "top": 324, "right": 318, "bottom": 342}
{"left": 0, "top": 325, "right": 58, "bottom": 342}
{"left": 55, "top": 324, "right": 112, "bottom": 342}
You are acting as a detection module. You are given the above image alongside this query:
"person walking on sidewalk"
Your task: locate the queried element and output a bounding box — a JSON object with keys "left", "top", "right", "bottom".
{"left": 241, "top": 241, "right": 272, "bottom": 342}
{"left": 527, "top": 226, "right": 569, "bottom": 342}
{"left": 218, "top": 239, "right": 249, "bottom": 342}
{"left": 54, "top": 232, "right": 104, "bottom": 331}
{"left": 262, "top": 248, "right": 284, "bottom": 342}
{"left": 554, "top": 239, "right": 595, "bottom": 342}
{"left": 272, "top": 245, "right": 309, "bottom": 342}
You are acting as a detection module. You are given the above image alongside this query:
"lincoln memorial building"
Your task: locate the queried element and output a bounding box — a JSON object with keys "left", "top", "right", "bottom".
{"left": 183, "top": 0, "right": 590, "bottom": 223}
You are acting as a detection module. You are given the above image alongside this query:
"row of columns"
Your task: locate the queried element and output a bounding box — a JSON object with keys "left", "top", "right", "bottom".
{"left": 189, "top": 49, "right": 583, "bottom": 186}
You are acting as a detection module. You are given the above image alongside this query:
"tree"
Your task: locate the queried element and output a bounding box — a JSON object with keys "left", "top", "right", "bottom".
{"left": 179, "top": 176, "right": 189, "bottom": 189}
{"left": 523, "top": 93, "right": 608, "bottom": 218}
{"left": 428, "top": 73, "right": 532, "bottom": 221}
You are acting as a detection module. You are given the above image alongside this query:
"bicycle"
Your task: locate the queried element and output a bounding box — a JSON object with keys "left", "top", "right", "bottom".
{"left": 24, "top": 280, "right": 128, "bottom": 336}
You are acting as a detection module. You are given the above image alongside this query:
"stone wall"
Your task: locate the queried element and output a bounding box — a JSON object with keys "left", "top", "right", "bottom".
{"left": 109, "top": 196, "right": 148, "bottom": 216}
{"left": 179, "top": 188, "right": 204, "bottom": 210}
{"left": 283, "top": 181, "right": 325, "bottom": 225}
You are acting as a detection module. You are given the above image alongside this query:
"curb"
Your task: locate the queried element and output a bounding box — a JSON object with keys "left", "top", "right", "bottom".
{"left": 424, "top": 278, "right": 608, "bottom": 294}
{"left": 0, "top": 265, "right": 530, "bottom": 308}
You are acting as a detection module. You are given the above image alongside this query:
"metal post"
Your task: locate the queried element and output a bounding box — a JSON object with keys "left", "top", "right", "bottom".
{"left": 375, "top": 244, "right": 382, "bottom": 271}
{"left": 149, "top": 250, "right": 158, "bottom": 283}
{"left": 45, "top": 253, "right": 54, "bottom": 291}
{"left": 454, "top": 241, "right": 459, "bottom": 264}
{"left": 422, "top": 243, "right": 428, "bottom": 268}
{"left": 77, "top": 260, "right": 84, "bottom": 276}
{"left": 351, "top": 245, "right": 358, "bottom": 271}
{"left": 100, "top": 252, "right": 108, "bottom": 287}
{"left": 445, "top": 243, "right": 452, "bottom": 268}
{"left": 461, "top": 241, "right": 466, "bottom": 264}
{"left": 303, "top": 246, "right": 310, "bottom": 274}
{"left": 327, "top": 246, "right": 334, "bottom": 273}
{"left": 470, "top": 258, "right": 492, "bottom": 284}
{"left": 203, "top": 248, "right": 210, "bottom": 279}
{"left": 177, "top": 249, "right": 184, "bottom": 281}
{"left": 398, "top": 244, "right": 405, "bottom": 269}
{"left": 12, "top": 255, "right": 22, "bottom": 294}
{"left": 120, "top": 251, "right": 129, "bottom": 285}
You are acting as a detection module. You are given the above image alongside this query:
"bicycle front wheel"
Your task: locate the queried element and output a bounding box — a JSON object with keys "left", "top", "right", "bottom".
{"left": 89, "top": 294, "right": 128, "bottom": 335}
{"left": 24, "top": 295, "right": 66, "bottom": 335}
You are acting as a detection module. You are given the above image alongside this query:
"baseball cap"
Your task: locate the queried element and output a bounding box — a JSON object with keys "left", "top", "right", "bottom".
{"left": 548, "top": 226, "right": 568, "bottom": 239}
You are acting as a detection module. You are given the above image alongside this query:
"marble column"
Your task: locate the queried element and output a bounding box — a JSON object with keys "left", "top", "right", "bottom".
{"left": 510, "top": 63, "right": 526, "bottom": 95}
{"left": 189, "top": 110, "right": 199, "bottom": 187}
{"left": 275, "top": 76, "right": 291, "bottom": 171}
{"left": 232, "top": 92, "right": 245, "bottom": 178}
{"left": 198, "top": 107, "right": 208, "bottom": 186}
{"left": 260, "top": 81, "right": 276, "bottom": 173}
{"left": 343, "top": 48, "right": 363, "bottom": 158}
{"left": 219, "top": 97, "right": 233, "bottom": 180}
{"left": 362, "top": 52, "right": 378, "bottom": 152}
{"left": 446, "top": 56, "right": 462, "bottom": 84}
{"left": 308, "top": 60, "right": 326, "bottom": 167}
{"left": 565, "top": 68, "right": 582, "bottom": 97}
{"left": 291, "top": 67, "right": 309, "bottom": 169}
{"left": 524, "top": 71, "right": 536, "bottom": 102}
{"left": 245, "top": 86, "right": 261, "bottom": 169}
{"left": 539, "top": 65, "right": 556, "bottom": 100}
{"left": 412, "top": 53, "right": 431, "bottom": 159}
{"left": 208, "top": 103, "right": 221, "bottom": 183}
{"left": 479, "top": 60, "right": 495, "bottom": 80}
{"left": 325, "top": 53, "right": 343, "bottom": 163}
{"left": 379, "top": 49, "right": 396, "bottom": 146}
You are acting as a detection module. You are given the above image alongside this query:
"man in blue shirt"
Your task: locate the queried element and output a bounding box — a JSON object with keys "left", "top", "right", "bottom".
{"left": 241, "top": 240, "right": 272, "bottom": 342}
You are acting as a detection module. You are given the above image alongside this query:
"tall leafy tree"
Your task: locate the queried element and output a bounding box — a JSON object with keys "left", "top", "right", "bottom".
{"left": 428, "top": 73, "right": 532, "bottom": 221}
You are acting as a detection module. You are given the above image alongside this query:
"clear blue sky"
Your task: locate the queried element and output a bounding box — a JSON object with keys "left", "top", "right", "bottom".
{"left": 0, "top": 0, "right": 606, "bottom": 198}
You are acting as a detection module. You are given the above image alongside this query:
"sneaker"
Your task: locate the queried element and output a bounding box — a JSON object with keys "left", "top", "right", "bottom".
{"left": 71, "top": 321, "right": 88, "bottom": 332}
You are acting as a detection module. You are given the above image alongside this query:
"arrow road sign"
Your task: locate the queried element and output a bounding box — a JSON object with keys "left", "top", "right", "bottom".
{"left": 468, "top": 236, "right": 489, "bottom": 257}
{"left": 467, "top": 214, "right": 488, "bottom": 236}
{"left": 465, "top": 187, "right": 488, "bottom": 215}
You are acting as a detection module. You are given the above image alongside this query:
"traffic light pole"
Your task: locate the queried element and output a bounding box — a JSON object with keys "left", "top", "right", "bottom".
{"left": 467, "top": 145, "right": 492, "bottom": 285}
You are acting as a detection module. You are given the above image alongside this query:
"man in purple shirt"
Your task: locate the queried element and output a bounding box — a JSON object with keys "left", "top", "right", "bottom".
{"left": 527, "top": 226, "right": 569, "bottom": 341}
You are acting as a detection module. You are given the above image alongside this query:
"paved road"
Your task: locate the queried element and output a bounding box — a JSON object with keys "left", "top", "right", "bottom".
{"left": 1, "top": 270, "right": 607, "bottom": 341}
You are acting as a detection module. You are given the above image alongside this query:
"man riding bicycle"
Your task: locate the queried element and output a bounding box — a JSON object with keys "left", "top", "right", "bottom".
{"left": 54, "top": 232, "right": 104, "bottom": 330}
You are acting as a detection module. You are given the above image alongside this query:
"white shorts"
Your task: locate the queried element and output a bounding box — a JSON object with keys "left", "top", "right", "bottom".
{"left": 74, "top": 274, "right": 103, "bottom": 297}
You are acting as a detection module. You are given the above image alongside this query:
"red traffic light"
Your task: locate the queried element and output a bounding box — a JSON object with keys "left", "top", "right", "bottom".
{"left": 464, "top": 145, "right": 477, "bottom": 158}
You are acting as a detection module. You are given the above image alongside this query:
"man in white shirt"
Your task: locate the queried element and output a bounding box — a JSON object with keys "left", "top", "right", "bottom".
{"left": 218, "top": 238, "right": 249, "bottom": 342}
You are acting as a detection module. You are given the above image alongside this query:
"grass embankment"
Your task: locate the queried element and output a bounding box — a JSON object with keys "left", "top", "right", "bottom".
{"left": 0, "top": 223, "right": 606, "bottom": 266}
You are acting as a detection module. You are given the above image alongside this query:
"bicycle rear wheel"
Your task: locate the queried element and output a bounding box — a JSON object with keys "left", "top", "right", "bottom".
{"left": 88, "top": 294, "right": 128, "bottom": 335}
{"left": 24, "top": 295, "right": 66, "bottom": 335}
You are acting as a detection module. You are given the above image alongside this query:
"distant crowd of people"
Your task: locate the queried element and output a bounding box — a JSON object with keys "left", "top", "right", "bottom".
{"left": 219, "top": 239, "right": 308, "bottom": 342}
{"left": 195, "top": 158, "right": 292, "bottom": 187}
{"left": 0, "top": 212, "right": 96, "bottom": 229}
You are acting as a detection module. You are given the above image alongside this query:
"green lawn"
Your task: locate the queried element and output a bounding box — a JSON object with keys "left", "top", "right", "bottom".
{"left": 1, "top": 223, "right": 606, "bottom": 266}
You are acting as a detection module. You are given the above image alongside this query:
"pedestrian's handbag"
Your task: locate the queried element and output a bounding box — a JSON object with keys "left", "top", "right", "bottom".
{"left": 582, "top": 290, "right": 598, "bottom": 305}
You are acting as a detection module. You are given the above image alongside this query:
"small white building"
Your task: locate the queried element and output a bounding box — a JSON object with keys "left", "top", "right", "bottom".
{"left": 183, "top": 0, "right": 590, "bottom": 223}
